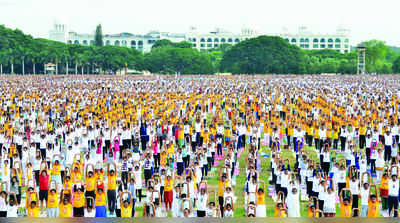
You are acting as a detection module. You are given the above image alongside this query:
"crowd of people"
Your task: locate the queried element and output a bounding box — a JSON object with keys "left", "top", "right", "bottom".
{"left": 0, "top": 74, "right": 400, "bottom": 218}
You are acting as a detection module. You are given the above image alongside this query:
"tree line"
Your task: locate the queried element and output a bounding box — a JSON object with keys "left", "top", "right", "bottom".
{"left": 0, "top": 24, "right": 400, "bottom": 75}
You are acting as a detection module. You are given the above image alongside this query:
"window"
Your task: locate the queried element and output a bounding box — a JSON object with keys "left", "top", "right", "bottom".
{"left": 285, "top": 38, "right": 289, "bottom": 42}
{"left": 235, "top": 38, "right": 240, "bottom": 43}
{"left": 291, "top": 38, "right": 297, "bottom": 43}
{"left": 106, "top": 40, "right": 110, "bottom": 45}
{"left": 207, "top": 38, "right": 212, "bottom": 42}
{"left": 214, "top": 38, "right": 219, "bottom": 42}
{"left": 221, "top": 38, "right": 226, "bottom": 43}
{"left": 228, "top": 38, "right": 233, "bottom": 43}
{"left": 328, "top": 44, "right": 333, "bottom": 48}
{"left": 90, "top": 40, "right": 94, "bottom": 46}
{"left": 245, "top": 38, "right": 249, "bottom": 40}
{"left": 345, "top": 39, "right": 349, "bottom": 43}
{"left": 74, "top": 40, "right": 79, "bottom": 44}
{"left": 335, "top": 44, "right": 341, "bottom": 48}
{"left": 345, "top": 44, "right": 349, "bottom": 48}
{"left": 200, "top": 43, "right": 205, "bottom": 47}
{"left": 328, "top": 38, "right": 333, "bottom": 43}
{"left": 192, "top": 38, "right": 197, "bottom": 42}
{"left": 335, "top": 38, "right": 341, "bottom": 43}
{"left": 305, "top": 38, "right": 309, "bottom": 43}
{"left": 300, "top": 38, "right": 305, "bottom": 43}
{"left": 114, "top": 40, "right": 120, "bottom": 46}
{"left": 313, "top": 38, "right": 318, "bottom": 43}
{"left": 67, "top": 40, "right": 72, "bottom": 44}
{"left": 200, "top": 38, "right": 205, "bottom": 42}
{"left": 122, "top": 40, "right": 127, "bottom": 46}
{"left": 344, "top": 50, "right": 348, "bottom": 53}
{"left": 192, "top": 43, "right": 196, "bottom": 47}
{"left": 214, "top": 44, "right": 219, "bottom": 47}
{"left": 138, "top": 41, "right": 143, "bottom": 49}
{"left": 131, "top": 40, "right": 136, "bottom": 46}
{"left": 320, "top": 38, "right": 325, "bottom": 43}
{"left": 313, "top": 44, "right": 318, "bottom": 48}
{"left": 304, "top": 44, "right": 309, "bottom": 48}
{"left": 83, "top": 40, "right": 88, "bottom": 45}
{"left": 207, "top": 44, "right": 212, "bottom": 48}
{"left": 320, "top": 44, "right": 326, "bottom": 48}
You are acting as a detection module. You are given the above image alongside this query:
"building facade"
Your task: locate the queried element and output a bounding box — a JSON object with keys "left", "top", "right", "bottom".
{"left": 185, "top": 27, "right": 260, "bottom": 52}
{"left": 278, "top": 26, "right": 351, "bottom": 53}
{"left": 49, "top": 24, "right": 350, "bottom": 53}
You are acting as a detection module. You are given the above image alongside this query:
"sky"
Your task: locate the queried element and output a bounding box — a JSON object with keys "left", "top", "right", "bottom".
{"left": 1, "top": 0, "right": 400, "bottom": 46}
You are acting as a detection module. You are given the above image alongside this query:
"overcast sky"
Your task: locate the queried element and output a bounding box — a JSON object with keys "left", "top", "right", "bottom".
{"left": 1, "top": 0, "right": 400, "bottom": 46}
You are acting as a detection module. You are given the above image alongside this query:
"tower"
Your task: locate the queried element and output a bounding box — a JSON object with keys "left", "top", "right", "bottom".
{"left": 357, "top": 44, "right": 366, "bottom": 75}
{"left": 49, "top": 22, "right": 67, "bottom": 43}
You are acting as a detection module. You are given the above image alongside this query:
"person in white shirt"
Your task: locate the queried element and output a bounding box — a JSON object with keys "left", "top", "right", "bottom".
{"left": 287, "top": 187, "right": 300, "bottom": 217}
{"left": 388, "top": 170, "right": 399, "bottom": 217}
{"left": 360, "top": 182, "right": 370, "bottom": 217}
{"left": 384, "top": 130, "right": 393, "bottom": 162}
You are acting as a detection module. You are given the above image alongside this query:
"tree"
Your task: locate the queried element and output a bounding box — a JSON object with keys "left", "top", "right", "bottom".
{"left": 151, "top": 39, "right": 192, "bottom": 50}
{"left": 220, "top": 35, "right": 306, "bottom": 74}
{"left": 94, "top": 24, "right": 103, "bottom": 47}
{"left": 144, "top": 47, "right": 213, "bottom": 74}
{"left": 392, "top": 56, "right": 400, "bottom": 74}
{"left": 362, "top": 40, "right": 389, "bottom": 73}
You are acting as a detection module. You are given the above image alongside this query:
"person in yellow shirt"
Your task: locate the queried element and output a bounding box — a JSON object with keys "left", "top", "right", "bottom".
{"left": 120, "top": 192, "right": 133, "bottom": 217}
{"left": 27, "top": 200, "right": 40, "bottom": 217}
{"left": 47, "top": 188, "right": 59, "bottom": 217}
{"left": 95, "top": 187, "right": 107, "bottom": 217}
{"left": 256, "top": 181, "right": 266, "bottom": 217}
{"left": 107, "top": 163, "right": 117, "bottom": 216}
{"left": 73, "top": 185, "right": 85, "bottom": 217}
{"left": 59, "top": 190, "right": 73, "bottom": 217}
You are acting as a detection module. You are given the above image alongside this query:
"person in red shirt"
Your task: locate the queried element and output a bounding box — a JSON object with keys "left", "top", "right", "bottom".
{"left": 39, "top": 170, "right": 49, "bottom": 213}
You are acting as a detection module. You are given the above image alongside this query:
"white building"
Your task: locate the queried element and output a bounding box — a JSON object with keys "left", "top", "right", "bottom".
{"left": 185, "top": 27, "right": 260, "bottom": 52}
{"left": 49, "top": 23, "right": 185, "bottom": 53}
{"left": 277, "top": 26, "right": 351, "bottom": 53}
{"left": 49, "top": 23, "right": 350, "bottom": 53}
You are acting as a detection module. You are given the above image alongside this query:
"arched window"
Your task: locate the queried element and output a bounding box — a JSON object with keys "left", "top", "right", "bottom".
{"left": 192, "top": 38, "right": 196, "bottom": 42}
{"left": 74, "top": 40, "right": 79, "bottom": 44}
{"left": 114, "top": 40, "right": 120, "bottom": 46}
{"left": 345, "top": 39, "right": 349, "bottom": 43}
{"left": 335, "top": 38, "right": 341, "bottom": 43}
{"left": 214, "top": 38, "right": 219, "bottom": 42}
{"left": 67, "top": 40, "right": 72, "bottom": 44}
{"left": 291, "top": 38, "right": 296, "bottom": 43}
{"left": 228, "top": 38, "right": 233, "bottom": 43}
{"left": 200, "top": 38, "right": 205, "bottom": 42}
{"left": 285, "top": 38, "right": 289, "bottom": 42}
{"left": 300, "top": 38, "right": 305, "bottom": 43}
{"left": 82, "top": 40, "right": 88, "bottom": 45}
{"left": 221, "top": 38, "right": 226, "bottom": 43}
{"left": 235, "top": 38, "right": 240, "bottom": 43}
{"left": 131, "top": 40, "right": 136, "bottom": 46}
{"left": 106, "top": 40, "right": 110, "bottom": 45}
{"left": 313, "top": 38, "right": 318, "bottom": 43}
{"left": 328, "top": 38, "right": 333, "bottom": 43}
{"left": 207, "top": 38, "right": 212, "bottom": 42}
{"left": 138, "top": 40, "right": 143, "bottom": 46}
{"left": 305, "top": 38, "right": 309, "bottom": 43}
{"left": 122, "top": 40, "right": 127, "bottom": 46}
{"left": 320, "top": 38, "right": 325, "bottom": 43}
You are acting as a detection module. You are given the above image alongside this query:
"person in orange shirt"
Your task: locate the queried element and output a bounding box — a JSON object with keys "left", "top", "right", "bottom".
{"left": 368, "top": 192, "right": 379, "bottom": 217}
{"left": 340, "top": 189, "right": 352, "bottom": 217}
